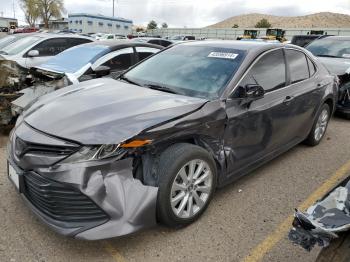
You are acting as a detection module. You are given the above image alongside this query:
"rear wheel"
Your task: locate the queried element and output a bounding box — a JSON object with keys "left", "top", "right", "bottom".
{"left": 316, "top": 233, "right": 350, "bottom": 262}
{"left": 304, "top": 104, "right": 330, "bottom": 146}
{"left": 156, "top": 143, "right": 217, "bottom": 228}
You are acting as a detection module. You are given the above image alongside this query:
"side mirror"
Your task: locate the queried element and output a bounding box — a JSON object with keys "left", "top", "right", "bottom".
{"left": 27, "top": 50, "right": 39, "bottom": 57}
{"left": 94, "top": 66, "right": 111, "bottom": 77}
{"left": 238, "top": 84, "right": 265, "bottom": 101}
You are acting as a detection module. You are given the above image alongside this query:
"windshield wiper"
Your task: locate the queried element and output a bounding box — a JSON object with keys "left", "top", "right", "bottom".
{"left": 145, "top": 84, "right": 181, "bottom": 95}
{"left": 317, "top": 54, "right": 342, "bottom": 58}
{"left": 119, "top": 75, "right": 141, "bottom": 86}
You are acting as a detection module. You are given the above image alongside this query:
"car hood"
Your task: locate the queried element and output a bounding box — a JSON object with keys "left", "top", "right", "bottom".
{"left": 23, "top": 78, "right": 207, "bottom": 145}
{"left": 317, "top": 57, "right": 350, "bottom": 75}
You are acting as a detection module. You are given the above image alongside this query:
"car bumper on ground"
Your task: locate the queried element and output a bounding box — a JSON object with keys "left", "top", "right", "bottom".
{"left": 7, "top": 150, "right": 158, "bottom": 240}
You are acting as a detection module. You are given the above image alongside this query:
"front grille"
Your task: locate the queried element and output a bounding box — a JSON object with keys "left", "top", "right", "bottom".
{"left": 15, "top": 137, "right": 78, "bottom": 158}
{"left": 23, "top": 172, "right": 109, "bottom": 223}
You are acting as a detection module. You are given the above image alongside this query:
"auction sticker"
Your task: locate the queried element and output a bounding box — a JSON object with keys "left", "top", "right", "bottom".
{"left": 208, "top": 52, "right": 238, "bottom": 59}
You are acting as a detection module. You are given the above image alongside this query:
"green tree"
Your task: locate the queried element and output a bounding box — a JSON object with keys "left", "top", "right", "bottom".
{"left": 135, "top": 27, "right": 144, "bottom": 32}
{"left": 36, "top": 0, "right": 66, "bottom": 28}
{"left": 161, "top": 22, "right": 168, "bottom": 29}
{"left": 232, "top": 24, "right": 238, "bottom": 28}
{"left": 20, "top": 0, "right": 40, "bottom": 27}
{"left": 255, "top": 18, "right": 271, "bottom": 28}
{"left": 147, "top": 20, "right": 157, "bottom": 30}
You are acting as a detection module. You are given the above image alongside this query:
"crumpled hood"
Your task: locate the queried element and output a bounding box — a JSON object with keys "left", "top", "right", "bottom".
{"left": 318, "top": 57, "right": 350, "bottom": 76}
{"left": 23, "top": 78, "right": 207, "bottom": 144}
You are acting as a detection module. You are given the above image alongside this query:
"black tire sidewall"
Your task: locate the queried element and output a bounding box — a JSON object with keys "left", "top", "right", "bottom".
{"left": 156, "top": 143, "right": 217, "bottom": 227}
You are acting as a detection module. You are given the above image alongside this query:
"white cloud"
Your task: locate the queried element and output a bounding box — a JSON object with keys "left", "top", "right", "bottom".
{"left": 0, "top": 0, "right": 349, "bottom": 27}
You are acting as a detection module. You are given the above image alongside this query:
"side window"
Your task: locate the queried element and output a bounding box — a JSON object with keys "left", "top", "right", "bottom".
{"left": 135, "top": 47, "right": 159, "bottom": 62}
{"left": 240, "top": 49, "right": 286, "bottom": 92}
{"left": 160, "top": 40, "right": 172, "bottom": 47}
{"left": 307, "top": 57, "right": 316, "bottom": 77}
{"left": 285, "top": 49, "right": 309, "bottom": 84}
{"left": 30, "top": 38, "right": 72, "bottom": 57}
{"left": 148, "top": 39, "right": 160, "bottom": 46}
{"left": 69, "top": 38, "right": 91, "bottom": 47}
{"left": 102, "top": 52, "right": 133, "bottom": 71}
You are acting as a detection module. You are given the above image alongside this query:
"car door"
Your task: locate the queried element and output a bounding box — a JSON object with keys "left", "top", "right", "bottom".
{"left": 224, "top": 48, "right": 298, "bottom": 177}
{"left": 92, "top": 47, "right": 136, "bottom": 78}
{"left": 283, "top": 48, "right": 323, "bottom": 139}
{"left": 25, "top": 38, "right": 72, "bottom": 68}
{"left": 135, "top": 46, "right": 161, "bottom": 63}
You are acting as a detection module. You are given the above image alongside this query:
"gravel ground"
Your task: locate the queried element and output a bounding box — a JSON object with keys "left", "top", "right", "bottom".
{"left": 0, "top": 116, "right": 349, "bottom": 262}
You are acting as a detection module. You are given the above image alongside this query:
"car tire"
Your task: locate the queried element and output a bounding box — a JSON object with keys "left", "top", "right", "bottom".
{"left": 156, "top": 143, "right": 217, "bottom": 228}
{"left": 316, "top": 233, "right": 350, "bottom": 262}
{"left": 304, "top": 103, "right": 330, "bottom": 146}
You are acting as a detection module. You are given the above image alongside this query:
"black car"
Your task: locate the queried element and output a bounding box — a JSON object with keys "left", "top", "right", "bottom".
{"left": 132, "top": 37, "right": 174, "bottom": 47}
{"left": 7, "top": 41, "right": 337, "bottom": 240}
{"left": 290, "top": 34, "right": 328, "bottom": 47}
{"left": 306, "top": 36, "right": 350, "bottom": 118}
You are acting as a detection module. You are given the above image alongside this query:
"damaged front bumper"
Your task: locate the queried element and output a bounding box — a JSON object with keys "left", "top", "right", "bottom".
{"left": 8, "top": 141, "right": 158, "bottom": 240}
{"left": 289, "top": 176, "right": 350, "bottom": 251}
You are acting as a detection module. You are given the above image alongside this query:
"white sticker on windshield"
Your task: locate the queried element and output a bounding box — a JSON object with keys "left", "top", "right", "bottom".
{"left": 342, "top": 54, "right": 350, "bottom": 58}
{"left": 208, "top": 52, "right": 238, "bottom": 60}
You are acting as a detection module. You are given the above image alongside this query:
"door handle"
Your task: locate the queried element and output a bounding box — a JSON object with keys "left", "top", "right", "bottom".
{"left": 283, "top": 96, "right": 294, "bottom": 103}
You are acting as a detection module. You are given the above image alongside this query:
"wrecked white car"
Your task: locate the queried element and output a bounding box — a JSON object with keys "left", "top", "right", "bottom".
{"left": 289, "top": 176, "right": 350, "bottom": 261}
{"left": 0, "top": 33, "right": 93, "bottom": 126}
{"left": 11, "top": 40, "right": 162, "bottom": 117}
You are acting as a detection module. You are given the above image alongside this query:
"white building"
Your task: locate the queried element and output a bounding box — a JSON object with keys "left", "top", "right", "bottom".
{"left": 68, "top": 13, "right": 133, "bottom": 35}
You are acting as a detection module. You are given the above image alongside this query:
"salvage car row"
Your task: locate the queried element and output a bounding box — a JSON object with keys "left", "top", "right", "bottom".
{"left": 1, "top": 32, "right": 350, "bottom": 260}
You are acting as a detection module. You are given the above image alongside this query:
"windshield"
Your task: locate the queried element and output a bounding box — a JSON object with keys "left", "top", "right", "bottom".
{"left": 124, "top": 44, "right": 246, "bottom": 99}
{"left": 170, "top": 35, "right": 183, "bottom": 40}
{"left": 37, "top": 45, "right": 110, "bottom": 74}
{"left": 306, "top": 38, "right": 350, "bottom": 59}
{"left": 0, "top": 36, "right": 20, "bottom": 50}
{"left": 1, "top": 36, "right": 42, "bottom": 55}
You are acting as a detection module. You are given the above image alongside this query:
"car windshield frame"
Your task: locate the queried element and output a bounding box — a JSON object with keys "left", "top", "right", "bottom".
{"left": 123, "top": 44, "right": 247, "bottom": 99}
{"left": 37, "top": 44, "right": 110, "bottom": 74}
{"left": 1, "top": 35, "right": 43, "bottom": 55}
{"left": 306, "top": 38, "right": 350, "bottom": 59}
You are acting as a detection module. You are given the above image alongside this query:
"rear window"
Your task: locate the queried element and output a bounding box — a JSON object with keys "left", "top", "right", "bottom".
{"left": 285, "top": 49, "right": 309, "bottom": 84}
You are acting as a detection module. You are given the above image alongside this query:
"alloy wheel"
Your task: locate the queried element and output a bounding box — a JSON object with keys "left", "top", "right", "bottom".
{"left": 170, "top": 159, "right": 213, "bottom": 219}
{"left": 314, "top": 109, "right": 329, "bottom": 141}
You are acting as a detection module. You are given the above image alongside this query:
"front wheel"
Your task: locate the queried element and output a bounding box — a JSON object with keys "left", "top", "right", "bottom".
{"left": 304, "top": 104, "right": 330, "bottom": 146}
{"left": 156, "top": 143, "right": 217, "bottom": 228}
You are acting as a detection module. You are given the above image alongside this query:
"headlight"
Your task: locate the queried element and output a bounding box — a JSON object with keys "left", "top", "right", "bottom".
{"left": 60, "top": 144, "right": 126, "bottom": 164}
{"left": 59, "top": 139, "right": 152, "bottom": 164}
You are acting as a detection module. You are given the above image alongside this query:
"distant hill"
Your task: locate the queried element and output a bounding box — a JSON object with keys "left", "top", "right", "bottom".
{"left": 207, "top": 12, "right": 350, "bottom": 28}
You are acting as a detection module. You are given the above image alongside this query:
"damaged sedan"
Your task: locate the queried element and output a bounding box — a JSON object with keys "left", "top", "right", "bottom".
{"left": 0, "top": 33, "right": 93, "bottom": 126}
{"left": 306, "top": 36, "right": 350, "bottom": 119}
{"left": 7, "top": 41, "right": 337, "bottom": 239}
{"left": 11, "top": 40, "right": 163, "bottom": 115}
{"left": 289, "top": 176, "right": 350, "bottom": 261}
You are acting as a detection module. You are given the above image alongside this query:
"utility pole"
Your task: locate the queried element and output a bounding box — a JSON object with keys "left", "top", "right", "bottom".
{"left": 113, "top": 0, "right": 115, "bottom": 17}
{"left": 12, "top": 0, "right": 16, "bottom": 18}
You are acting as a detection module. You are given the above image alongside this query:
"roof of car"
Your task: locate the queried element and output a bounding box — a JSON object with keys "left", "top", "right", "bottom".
{"left": 82, "top": 40, "right": 164, "bottom": 51}
{"left": 180, "top": 40, "right": 283, "bottom": 52}
{"left": 26, "top": 33, "right": 93, "bottom": 40}
{"left": 314, "top": 36, "right": 350, "bottom": 41}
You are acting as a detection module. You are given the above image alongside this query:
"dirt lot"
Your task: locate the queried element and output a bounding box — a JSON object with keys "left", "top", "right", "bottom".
{"left": 1, "top": 116, "right": 350, "bottom": 262}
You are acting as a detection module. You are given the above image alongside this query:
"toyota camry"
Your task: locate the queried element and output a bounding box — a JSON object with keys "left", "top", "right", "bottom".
{"left": 7, "top": 41, "right": 337, "bottom": 239}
